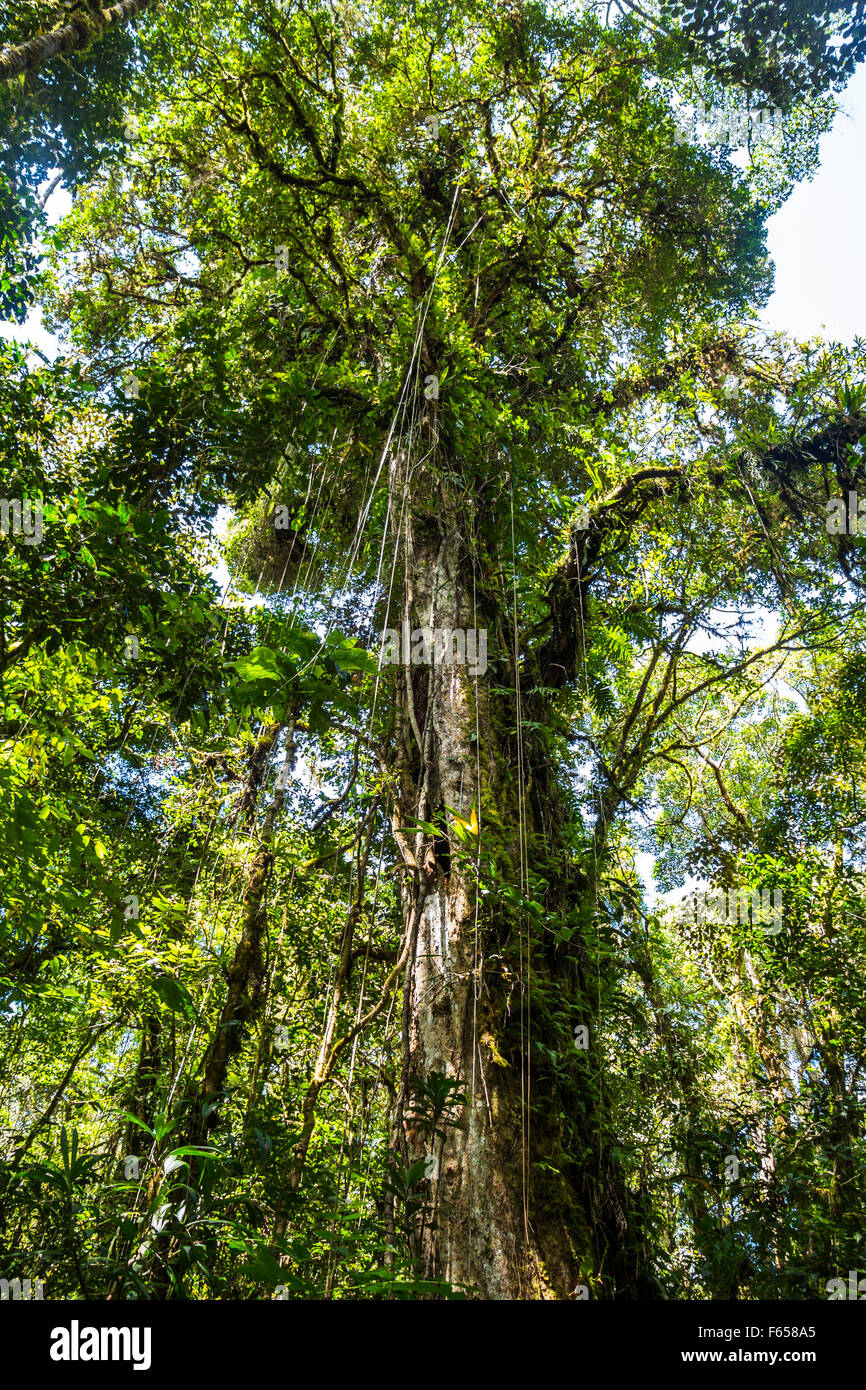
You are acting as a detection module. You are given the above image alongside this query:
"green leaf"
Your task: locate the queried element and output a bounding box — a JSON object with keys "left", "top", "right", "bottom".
{"left": 151, "top": 976, "right": 196, "bottom": 1021}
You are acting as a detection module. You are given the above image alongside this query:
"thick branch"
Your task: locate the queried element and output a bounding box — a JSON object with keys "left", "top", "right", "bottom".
{"left": 0, "top": 0, "right": 155, "bottom": 82}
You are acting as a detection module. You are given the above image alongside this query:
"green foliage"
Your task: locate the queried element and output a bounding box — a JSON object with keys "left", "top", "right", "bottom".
{"left": 0, "top": 0, "right": 864, "bottom": 1303}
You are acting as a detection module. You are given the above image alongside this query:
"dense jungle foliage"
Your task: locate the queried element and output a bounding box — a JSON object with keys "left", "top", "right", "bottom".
{"left": 0, "top": 0, "right": 865, "bottom": 1300}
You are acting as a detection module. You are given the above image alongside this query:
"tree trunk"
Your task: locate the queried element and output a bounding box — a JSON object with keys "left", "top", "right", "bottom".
{"left": 393, "top": 473, "right": 649, "bottom": 1299}
{"left": 190, "top": 723, "right": 292, "bottom": 1144}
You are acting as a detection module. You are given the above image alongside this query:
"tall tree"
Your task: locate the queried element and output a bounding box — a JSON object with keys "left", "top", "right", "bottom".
{"left": 1, "top": 0, "right": 864, "bottom": 1301}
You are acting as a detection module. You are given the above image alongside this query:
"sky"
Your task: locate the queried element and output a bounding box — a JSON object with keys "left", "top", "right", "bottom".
{"left": 762, "top": 60, "right": 866, "bottom": 344}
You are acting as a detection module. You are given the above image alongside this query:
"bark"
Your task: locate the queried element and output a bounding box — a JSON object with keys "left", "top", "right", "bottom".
{"left": 0, "top": 0, "right": 155, "bottom": 83}
{"left": 122, "top": 1009, "right": 162, "bottom": 1157}
{"left": 396, "top": 508, "right": 540, "bottom": 1297}
{"left": 392, "top": 461, "right": 651, "bottom": 1299}
{"left": 128, "top": 728, "right": 294, "bottom": 1298}
{"left": 190, "top": 723, "right": 292, "bottom": 1143}
{"left": 820, "top": 1044, "right": 858, "bottom": 1244}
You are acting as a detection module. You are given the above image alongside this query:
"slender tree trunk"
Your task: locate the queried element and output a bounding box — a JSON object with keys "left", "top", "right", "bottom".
{"left": 122, "top": 1010, "right": 162, "bottom": 1157}
{"left": 190, "top": 723, "right": 292, "bottom": 1143}
{"left": 0, "top": 0, "right": 155, "bottom": 83}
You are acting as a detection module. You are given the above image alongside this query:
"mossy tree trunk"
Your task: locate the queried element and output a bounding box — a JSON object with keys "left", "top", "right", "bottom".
{"left": 389, "top": 451, "right": 651, "bottom": 1299}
